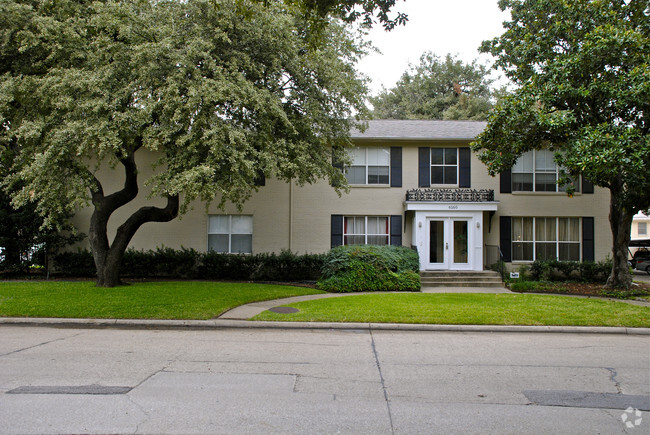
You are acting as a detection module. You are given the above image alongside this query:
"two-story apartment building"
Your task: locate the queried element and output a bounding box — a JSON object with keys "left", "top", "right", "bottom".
{"left": 72, "top": 120, "right": 612, "bottom": 271}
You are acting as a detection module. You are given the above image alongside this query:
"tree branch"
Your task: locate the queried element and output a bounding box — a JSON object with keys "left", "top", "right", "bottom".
{"left": 110, "top": 194, "right": 180, "bottom": 255}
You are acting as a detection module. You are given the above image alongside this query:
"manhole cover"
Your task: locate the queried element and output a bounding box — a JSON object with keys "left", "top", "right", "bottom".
{"left": 268, "top": 306, "right": 299, "bottom": 314}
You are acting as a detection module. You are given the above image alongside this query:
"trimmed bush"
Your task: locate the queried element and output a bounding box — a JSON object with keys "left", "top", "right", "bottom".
{"left": 52, "top": 250, "right": 96, "bottom": 277}
{"left": 318, "top": 245, "right": 420, "bottom": 293}
{"left": 249, "top": 250, "right": 325, "bottom": 281}
{"left": 52, "top": 248, "right": 324, "bottom": 281}
{"left": 529, "top": 259, "right": 612, "bottom": 283}
{"left": 122, "top": 247, "right": 200, "bottom": 278}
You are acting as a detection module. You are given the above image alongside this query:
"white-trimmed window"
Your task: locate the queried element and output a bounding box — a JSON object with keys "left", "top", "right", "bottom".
{"left": 344, "top": 216, "right": 389, "bottom": 245}
{"left": 512, "top": 150, "right": 580, "bottom": 192}
{"left": 512, "top": 217, "right": 580, "bottom": 261}
{"left": 639, "top": 222, "right": 647, "bottom": 236}
{"left": 345, "top": 146, "right": 390, "bottom": 185}
{"left": 431, "top": 148, "right": 458, "bottom": 185}
{"left": 208, "top": 215, "right": 253, "bottom": 254}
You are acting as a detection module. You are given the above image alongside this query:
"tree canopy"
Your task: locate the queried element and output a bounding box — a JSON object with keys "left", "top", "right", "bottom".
{"left": 472, "top": 0, "right": 650, "bottom": 288}
{"left": 0, "top": 0, "right": 371, "bottom": 286}
{"left": 370, "top": 53, "right": 496, "bottom": 120}
{"left": 274, "top": 0, "right": 408, "bottom": 29}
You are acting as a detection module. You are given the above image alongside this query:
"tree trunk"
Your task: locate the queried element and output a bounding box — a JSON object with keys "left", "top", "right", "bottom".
{"left": 87, "top": 151, "right": 179, "bottom": 287}
{"left": 606, "top": 187, "right": 634, "bottom": 289}
{"left": 90, "top": 194, "right": 180, "bottom": 287}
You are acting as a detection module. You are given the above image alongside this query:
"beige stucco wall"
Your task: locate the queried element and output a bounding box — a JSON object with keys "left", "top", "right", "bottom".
{"left": 70, "top": 140, "right": 613, "bottom": 265}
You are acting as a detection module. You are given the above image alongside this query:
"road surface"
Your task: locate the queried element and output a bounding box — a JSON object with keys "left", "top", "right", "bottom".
{"left": 1, "top": 326, "right": 648, "bottom": 434}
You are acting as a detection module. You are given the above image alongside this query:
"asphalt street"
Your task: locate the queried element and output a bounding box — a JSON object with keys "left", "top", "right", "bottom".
{"left": 1, "top": 326, "right": 649, "bottom": 434}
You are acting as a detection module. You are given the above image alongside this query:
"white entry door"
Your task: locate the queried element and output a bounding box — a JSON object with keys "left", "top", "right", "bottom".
{"left": 427, "top": 218, "right": 471, "bottom": 270}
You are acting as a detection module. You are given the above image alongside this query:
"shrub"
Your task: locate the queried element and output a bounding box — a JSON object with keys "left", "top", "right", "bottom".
{"left": 122, "top": 247, "right": 201, "bottom": 278}
{"left": 52, "top": 247, "right": 324, "bottom": 282}
{"left": 318, "top": 245, "right": 420, "bottom": 293}
{"left": 198, "top": 252, "right": 256, "bottom": 280}
{"left": 52, "top": 250, "right": 96, "bottom": 277}
{"left": 529, "top": 259, "right": 612, "bottom": 283}
{"left": 249, "top": 250, "right": 325, "bottom": 282}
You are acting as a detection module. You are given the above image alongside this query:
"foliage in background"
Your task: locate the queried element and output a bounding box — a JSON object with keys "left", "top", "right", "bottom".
{"left": 370, "top": 53, "right": 497, "bottom": 120}
{"left": 472, "top": 0, "right": 650, "bottom": 289}
{"left": 51, "top": 248, "right": 325, "bottom": 282}
{"left": 318, "top": 245, "right": 420, "bottom": 292}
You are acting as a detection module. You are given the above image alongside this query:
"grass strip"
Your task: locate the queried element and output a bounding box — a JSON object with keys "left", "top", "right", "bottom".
{"left": 0, "top": 281, "right": 324, "bottom": 320}
{"left": 252, "top": 293, "right": 650, "bottom": 328}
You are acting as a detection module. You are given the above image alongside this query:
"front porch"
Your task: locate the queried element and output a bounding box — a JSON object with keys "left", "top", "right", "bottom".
{"left": 405, "top": 188, "right": 499, "bottom": 272}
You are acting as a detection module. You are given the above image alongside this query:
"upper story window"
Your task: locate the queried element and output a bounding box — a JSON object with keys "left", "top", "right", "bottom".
{"left": 512, "top": 150, "right": 580, "bottom": 192}
{"left": 208, "top": 215, "right": 253, "bottom": 254}
{"left": 344, "top": 216, "right": 389, "bottom": 245}
{"left": 431, "top": 148, "right": 458, "bottom": 185}
{"left": 639, "top": 222, "right": 647, "bottom": 236}
{"left": 418, "top": 146, "right": 470, "bottom": 188}
{"left": 345, "top": 146, "right": 390, "bottom": 185}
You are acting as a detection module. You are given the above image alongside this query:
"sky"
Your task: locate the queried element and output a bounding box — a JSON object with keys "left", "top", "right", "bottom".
{"left": 356, "top": 0, "right": 511, "bottom": 96}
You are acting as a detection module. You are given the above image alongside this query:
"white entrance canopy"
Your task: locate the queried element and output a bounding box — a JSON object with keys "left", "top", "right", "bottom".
{"left": 405, "top": 191, "right": 498, "bottom": 272}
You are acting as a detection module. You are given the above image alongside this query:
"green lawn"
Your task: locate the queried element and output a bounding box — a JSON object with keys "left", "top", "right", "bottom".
{"left": 252, "top": 293, "right": 650, "bottom": 328}
{"left": 0, "top": 281, "right": 324, "bottom": 320}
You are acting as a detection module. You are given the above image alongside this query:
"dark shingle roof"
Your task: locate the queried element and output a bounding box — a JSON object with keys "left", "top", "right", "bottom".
{"left": 350, "top": 120, "right": 487, "bottom": 141}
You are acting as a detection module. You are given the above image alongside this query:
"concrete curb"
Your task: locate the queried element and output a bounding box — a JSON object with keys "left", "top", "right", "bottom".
{"left": 1, "top": 317, "right": 648, "bottom": 335}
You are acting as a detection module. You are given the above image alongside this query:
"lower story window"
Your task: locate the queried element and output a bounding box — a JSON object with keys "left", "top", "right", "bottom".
{"left": 208, "top": 215, "right": 253, "bottom": 254}
{"left": 512, "top": 217, "right": 580, "bottom": 261}
{"left": 344, "top": 216, "right": 389, "bottom": 245}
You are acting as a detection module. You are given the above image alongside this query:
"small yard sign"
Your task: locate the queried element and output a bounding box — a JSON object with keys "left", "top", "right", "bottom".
{"left": 510, "top": 272, "right": 520, "bottom": 279}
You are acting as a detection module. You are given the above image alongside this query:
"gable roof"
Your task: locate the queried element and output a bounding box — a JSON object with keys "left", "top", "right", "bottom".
{"left": 350, "top": 120, "right": 487, "bottom": 141}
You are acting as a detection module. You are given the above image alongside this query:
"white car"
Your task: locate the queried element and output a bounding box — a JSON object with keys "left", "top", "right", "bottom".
{"left": 636, "top": 259, "right": 650, "bottom": 274}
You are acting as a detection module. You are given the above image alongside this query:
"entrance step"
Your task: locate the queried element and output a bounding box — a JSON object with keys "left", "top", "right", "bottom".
{"left": 420, "top": 270, "right": 504, "bottom": 288}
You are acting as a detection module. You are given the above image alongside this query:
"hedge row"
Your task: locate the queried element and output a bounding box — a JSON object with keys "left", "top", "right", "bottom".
{"left": 52, "top": 248, "right": 325, "bottom": 282}
{"left": 318, "top": 245, "right": 421, "bottom": 292}
{"left": 528, "top": 259, "right": 613, "bottom": 283}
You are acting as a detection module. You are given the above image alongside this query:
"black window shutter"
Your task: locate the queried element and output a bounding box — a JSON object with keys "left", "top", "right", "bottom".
{"left": 459, "top": 147, "right": 471, "bottom": 188}
{"left": 500, "top": 216, "right": 512, "bottom": 262}
{"left": 331, "top": 149, "right": 344, "bottom": 187}
{"left": 582, "top": 217, "right": 595, "bottom": 261}
{"left": 331, "top": 215, "right": 343, "bottom": 248}
{"left": 500, "top": 169, "right": 512, "bottom": 193}
{"left": 390, "top": 215, "right": 402, "bottom": 246}
{"left": 418, "top": 147, "right": 430, "bottom": 187}
{"left": 582, "top": 175, "right": 594, "bottom": 194}
{"left": 390, "top": 147, "right": 402, "bottom": 187}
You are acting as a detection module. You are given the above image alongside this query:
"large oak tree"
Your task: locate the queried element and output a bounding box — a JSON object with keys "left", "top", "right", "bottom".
{"left": 1, "top": 0, "right": 376, "bottom": 286}
{"left": 472, "top": 0, "right": 649, "bottom": 289}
